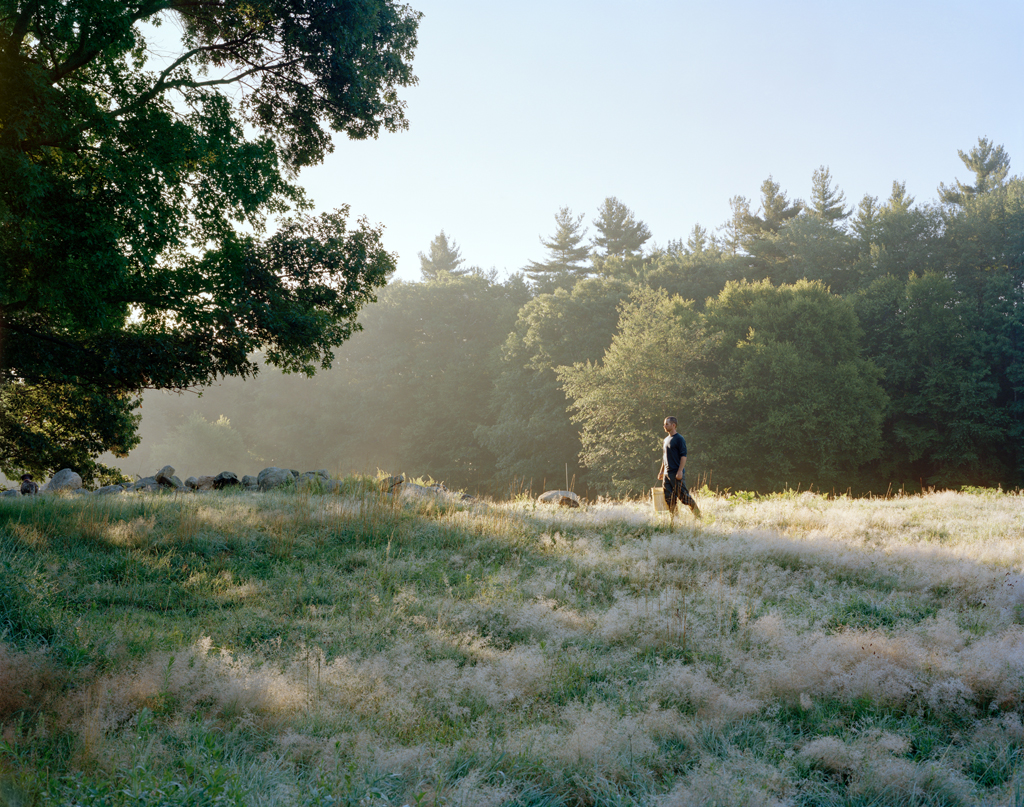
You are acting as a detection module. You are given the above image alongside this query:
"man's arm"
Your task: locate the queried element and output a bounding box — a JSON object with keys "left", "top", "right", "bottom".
{"left": 675, "top": 455, "right": 686, "bottom": 480}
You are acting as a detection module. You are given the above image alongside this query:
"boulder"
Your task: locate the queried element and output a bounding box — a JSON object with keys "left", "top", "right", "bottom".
{"left": 296, "top": 472, "right": 331, "bottom": 492}
{"left": 1, "top": 489, "right": 20, "bottom": 498}
{"left": 257, "top": 467, "right": 294, "bottom": 491}
{"left": 241, "top": 475, "right": 259, "bottom": 490}
{"left": 44, "top": 469, "right": 83, "bottom": 493}
{"left": 213, "top": 471, "right": 239, "bottom": 489}
{"left": 296, "top": 473, "right": 341, "bottom": 494}
{"left": 95, "top": 484, "right": 127, "bottom": 495}
{"left": 130, "top": 476, "right": 162, "bottom": 493}
{"left": 189, "top": 475, "right": 216, "bottom": 491}
{"left": 537, "top": 490, "right": 580, "bottom": 508}
{"left": 155, "top": 465, "right": 176, "bottom": 485}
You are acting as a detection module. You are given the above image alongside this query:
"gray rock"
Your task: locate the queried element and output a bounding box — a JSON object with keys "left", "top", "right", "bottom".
{"left": 190, "top": 475, "right": 216, "bottom": 491}
{"left": 95, "top": 484, "right": 126, "bottom": 495}
{"left": 257, "top": 467, "right": 294, "bottom": 491}
{"left": 130, "top": 476, "right": 161, "bottom": 492}
{"left": 296, "top": 473, "right": 340, "bottom": 494}
{"left": 185, "top": 477, "right": 199, "bottom": 489}
{"left": 155, "top": 465, "right": 176, "bottom": 485}
{"left": 537, "top": 490, "right": 581, "bottom": 508}
{"left": 1, "top": 489, "right": 20, "bottom": 498}
{"left": 44, "top": 469, "right": 83, "bottom": 493}
{"left": 213, "top": 471, "right": 239, "bottom": 489}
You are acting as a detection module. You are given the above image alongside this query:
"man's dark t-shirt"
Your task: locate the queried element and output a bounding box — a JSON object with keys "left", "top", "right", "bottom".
{"left": 663, "top": 433, "right": 687, "bottom": 474}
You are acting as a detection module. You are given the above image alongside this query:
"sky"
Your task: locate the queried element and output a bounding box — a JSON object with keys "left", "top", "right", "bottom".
{"left": 288, "top": 0, "right": 1024, "bottom": 283}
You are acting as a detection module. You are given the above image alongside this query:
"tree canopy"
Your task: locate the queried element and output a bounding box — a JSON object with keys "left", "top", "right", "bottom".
{"left": 561, "top": 281, "right": 887, "bottom": 494}
{"left": 0, "top": 0, "right": 420, "bottom": 481}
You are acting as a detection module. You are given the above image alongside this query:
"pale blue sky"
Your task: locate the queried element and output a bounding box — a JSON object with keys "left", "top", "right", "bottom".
{"left": 300, "top": 1, "right": 1022, "bottom": 281}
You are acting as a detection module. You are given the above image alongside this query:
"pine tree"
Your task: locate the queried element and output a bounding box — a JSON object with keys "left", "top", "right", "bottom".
{"left": 686, "top": 224, "right": 710, "bottom": 254}
{"left": 419, "top": 231, "right": 467, "bottom": 280}
{"left": 591, "top": 197, "right": 652, "bottom": 259}
{"left": 524, "top": 207, "right": 590, "bottom": 290}
{"left": 809, "top": 166, "right": 852, "bottom": 225}
{"left": 743, "top": 177, "right": 803, "bottom": 235}
{"left": 717, "top": 196, "right": 750, "bottom": 255}
{"left": 738, "top": 178, "right": 802, "bottom": 260}
{"left": 851, "top": 194, "right": 880, "bottom": 243}
{"left": 884, "top": 181, "right": 915, "bottom": 214}
{"left": 939, "top": 137, "right": 1011, "bottom": 206}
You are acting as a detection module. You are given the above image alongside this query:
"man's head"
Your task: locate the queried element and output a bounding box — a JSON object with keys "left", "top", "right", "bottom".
{"left": 663, "top": 417, "right": 678, "bottom": 434}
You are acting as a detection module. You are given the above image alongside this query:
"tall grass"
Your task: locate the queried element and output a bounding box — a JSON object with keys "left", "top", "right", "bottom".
{"left": 1, "top": 486, "right": 1023, "bottom": 805}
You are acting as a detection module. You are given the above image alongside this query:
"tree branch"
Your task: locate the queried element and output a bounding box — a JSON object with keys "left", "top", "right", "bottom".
{"left": 112, "top": 39, "right": 299, "bottom": 120}
{"left": 7, "top": 5, "right": 36, "bottom": 51}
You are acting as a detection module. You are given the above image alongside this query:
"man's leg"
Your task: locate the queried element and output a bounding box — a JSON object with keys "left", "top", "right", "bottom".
{"left": 663, "top": 477, "right": 678, "bottom": 514}
{"left": 677, "top": 473, "right": 701, "bottom": 518}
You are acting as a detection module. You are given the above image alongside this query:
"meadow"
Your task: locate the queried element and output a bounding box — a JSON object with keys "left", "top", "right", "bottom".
{"left": 1, "top": 483, "right": 1023, "bottom": 806}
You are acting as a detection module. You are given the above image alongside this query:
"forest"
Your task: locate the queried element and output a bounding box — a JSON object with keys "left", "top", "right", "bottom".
{"left": 113, "top": 139, "right": 1024, "bottom": 498}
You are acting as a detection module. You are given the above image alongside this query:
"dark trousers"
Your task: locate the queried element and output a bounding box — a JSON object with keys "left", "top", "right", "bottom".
{"left": 663, "top": 474, "right": 695, "bottom": 513}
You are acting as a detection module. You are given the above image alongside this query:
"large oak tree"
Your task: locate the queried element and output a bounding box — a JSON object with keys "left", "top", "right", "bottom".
{"left": 0, "top": 0, "right": 420, "bottom": 481}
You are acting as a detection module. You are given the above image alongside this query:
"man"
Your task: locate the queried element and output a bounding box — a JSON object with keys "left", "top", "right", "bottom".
{"left": 657, "top": 417, "right": 700, "bottom": 518}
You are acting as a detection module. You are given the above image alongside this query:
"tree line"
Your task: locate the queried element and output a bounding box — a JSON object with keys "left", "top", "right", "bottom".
{"left": 123, "top": 138, "right": 1024, "bottom": 496}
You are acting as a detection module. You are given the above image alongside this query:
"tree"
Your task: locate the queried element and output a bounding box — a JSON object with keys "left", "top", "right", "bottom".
{"left": 311, "top": 270, "right": 529, "bottom": 489}
{"left": 854, "top": 272, "right": 1008, "bottom": 487}
{"left": 851, "top": 194, "right": 880, "bottom": 245}
{"left": 770, "top": 215, "right": 858, "bottom": 293}
{"left": 697, "top": 280, "right": 886, "bottom": 492}
{"left": 591, "top": 197, "right": 652, "bottom": 265}
{"left": 884, "top": 180, "right": 915, "bottom": 213}
{"left": 524, "top": 207, "right": 591, "bottom": 292}
{"left": 939, "top": 137, "right": 1011, "bottom": 206}
{"left": 642, "top": 241, "right": 745, "bottom": 311}
{"left": 559, "top": 280, "right": 887, "bottom": 494}
{"left": 809, "top": 165, "right": 852, "bottom": 225}
{"left": 0, "top": 0, "right": 419, "bottom": 482}
{"left": 686, "top": 224, "right": 710, "bottom": 254}
{"left": 558, "top": 287, "right": 707, "bottom": 496}
{"left": 852, "top": 188, "right": 946, "bottom": 290}
{"left": 418, "top": 230, "right": 467, "bottom": 280}
{"left": 742, "top": 177, "right": 803, "bottom": 239}
{"left": 480, "top": 278, "right": 631, "bottom": 493}
{"left": 739, "top": 177, "right": 803, "bottom": 264}
{"left": 717, "top": 195, "right": 750, "bottom": 255}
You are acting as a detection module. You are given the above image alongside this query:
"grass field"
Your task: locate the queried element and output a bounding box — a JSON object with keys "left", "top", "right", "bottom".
{"left": 2, "top": 483, "right": 1023, "bottom": 806}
